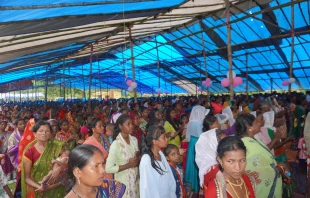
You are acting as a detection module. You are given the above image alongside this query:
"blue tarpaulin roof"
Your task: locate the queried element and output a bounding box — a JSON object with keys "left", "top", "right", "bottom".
{"left": 0, "top": 0, "right": 309, "bottom": 94}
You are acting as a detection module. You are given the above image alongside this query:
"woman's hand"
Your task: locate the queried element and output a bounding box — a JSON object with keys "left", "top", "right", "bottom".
{"left": 36, "top": 182, "right": 61, "bottom": 193}
{"left": 273, "top": 131, "right": 282, "bottom": 141}
{"left": 245, "top": 170, "right": 261, "bottom": 184}
{"left": 68, "top": 134, "right": 78, "bottom": 141}
{"left": 179, "top": 148, "right": 187, "bottom": 156}
{"left": 127, "top": 157, "right": 139, "bottom": 168}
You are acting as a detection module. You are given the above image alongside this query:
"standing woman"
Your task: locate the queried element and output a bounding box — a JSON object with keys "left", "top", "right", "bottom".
{"left": 236, "top": 114, "right": 283, "bottom": 198}
{"left": 83, "top": 117, "right": 110, "bottom": 160}
{"left": 184, "top": 106, "right": 209, "bottom": 193}
{"left": 21, "top": 120, "right": 65, "bottom": 198}
{"left": 0, "top": 120, "right": 14, "bottom": 176}
{"left": 204, "top": 136, "right": 256, "bottom": 198}
{"left": 139, "top": 125, "right": 176, "bottom": 198}
{"left": 47, "top": 119, "right": 59, "bottom": 139}
{"left": 147, "top": 108, "right": 163, "bottom": 128}
{"left": 7, "top": 118, "right": 26, "bottom": 169}
{"left": 105, "top": 114, "right": 140, "bottom": 197}
{"left": 65, "top": 144, "right": 126, "bottom": 198}
{"left": 164, "top": 108, "right": 183, "bottom": 147}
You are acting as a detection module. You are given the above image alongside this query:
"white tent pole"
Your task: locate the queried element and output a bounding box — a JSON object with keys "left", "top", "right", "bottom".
{"left": 88, "top": 45, "right": 93, "bottom": 108}
{"left": 128, "top": 24, "right": 137, "bottom": 103}
{"left": 155, "top": 35, "right": 161, "bottom": 98}
{"left": 288, "top": 0, "right": 295, "bottom": 94}
{"left": 246, "top": 54, "right": 249, "bottom": 99}
{"left": 225, "top": 0, "right": 234, "bottom": 101}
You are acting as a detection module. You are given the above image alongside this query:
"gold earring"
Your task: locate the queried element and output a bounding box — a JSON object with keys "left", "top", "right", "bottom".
{"left": 77, "top": 177, "right": 80, "bottom": 184}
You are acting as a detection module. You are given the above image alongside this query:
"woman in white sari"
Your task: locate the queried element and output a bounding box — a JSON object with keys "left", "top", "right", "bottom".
{"left": 184, "top": 106, "right": 209, "bottom": 193}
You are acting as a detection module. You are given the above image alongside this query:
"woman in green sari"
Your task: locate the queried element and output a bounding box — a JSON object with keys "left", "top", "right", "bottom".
{"left": 21, "top": 120, "right": 66, "bottom": 198}
{"left": 236, "top": 114, "right": 284, "bottom": 198}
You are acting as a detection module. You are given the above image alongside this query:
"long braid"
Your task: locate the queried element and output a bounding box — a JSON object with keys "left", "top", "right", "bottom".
{"left": 141, "top": 126, "right": 166, "bottom": 175}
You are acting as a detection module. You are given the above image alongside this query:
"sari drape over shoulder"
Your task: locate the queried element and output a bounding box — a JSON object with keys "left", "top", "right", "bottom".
{"left": 7, "top": 129, "right": 22, "bottom": 169}
{"left": 242, "top": 137, "right": 282, "bottom": 198}
{"left": 21, "top": 139, "right": 66, "bottom": 198}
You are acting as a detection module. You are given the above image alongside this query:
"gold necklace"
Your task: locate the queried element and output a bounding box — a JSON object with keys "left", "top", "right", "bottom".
{"left": 227, "top": 180, "right": 249, "bottom": 198}
{"left": 226, "top": 178, "right": 244, "bottom": 189}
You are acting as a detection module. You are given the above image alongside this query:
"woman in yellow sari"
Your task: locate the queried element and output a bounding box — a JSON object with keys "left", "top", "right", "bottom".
{"left": 21, "top": 120, "right": 66, "bottom": 198}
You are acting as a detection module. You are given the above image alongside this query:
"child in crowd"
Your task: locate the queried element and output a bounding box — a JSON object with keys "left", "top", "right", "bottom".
{"left": 80, "top": 114, "right": 92, "bottom": 140}
{"left": 164, "top": 144, "right": 186, "bottom": 198}
{"left": 105, "top": 123, "right": 114, "bottom": 145}
{"left": 40, "top": 150, "right": 70, "bottom": 187}
{"left": 55, "top": 119, "right": 77, "bottom": 150}
{"left": 139, "top": 107, "right": 149, "bottom": 132}
{"left": 131, "top": 112, "right": 144, "bottom": 149}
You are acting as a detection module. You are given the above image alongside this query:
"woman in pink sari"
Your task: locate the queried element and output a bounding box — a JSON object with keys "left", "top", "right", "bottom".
{"left": 83, "top": 117, "right": 112, "bottom": 179}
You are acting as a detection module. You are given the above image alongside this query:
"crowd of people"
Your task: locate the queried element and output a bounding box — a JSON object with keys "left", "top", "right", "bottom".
{"left": 0, "top": 91, "right": 309, "bottom": 198}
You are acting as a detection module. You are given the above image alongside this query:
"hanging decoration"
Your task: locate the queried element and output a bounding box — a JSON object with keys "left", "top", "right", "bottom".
{"left": 288, "top": 78, "right": 296, "bottom": 83}
{"left": 128, "top": 86, "right": 134, "bottom": 93}
{"left": 155, "top": 88, "right": 161, "bottom": 94}
{"left": 126, "top": 79, "right": 138, "bottom": 93}
{"left": 221, "top": 78, "right": 230, "bottom": 87}
{"left": 126, "top": 80, "right": 132, "bottom": 87}
{"left": 202, "top": 78, "right": 213, "bottom": 88}
{"left": 221, "top": 71, "right": 243, "bottom": 88}
{"left": 282, "top": 81, "right": 289, "bottom": 86}
{"left": 226, "top": 71, "right": 236, "bottom": 79}
{"left": 197, "top": 86, "right": 203, "bottom": 92}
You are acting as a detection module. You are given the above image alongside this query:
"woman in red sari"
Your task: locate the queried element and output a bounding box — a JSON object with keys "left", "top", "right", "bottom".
{"left": 204, "top": 136, "right": 256, "bottom": 198}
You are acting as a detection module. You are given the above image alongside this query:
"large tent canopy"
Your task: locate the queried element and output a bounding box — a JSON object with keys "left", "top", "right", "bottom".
{"left": 0, "top": 0, "right": 309, "bottom": 95}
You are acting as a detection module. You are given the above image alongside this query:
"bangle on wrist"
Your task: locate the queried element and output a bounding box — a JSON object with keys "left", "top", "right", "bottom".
{"left": 278, "top": 164, "right": 285, "bottom": 174}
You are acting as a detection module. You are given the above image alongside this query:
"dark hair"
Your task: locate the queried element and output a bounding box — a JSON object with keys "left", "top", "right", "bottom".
{"left": 163, "top": 144, "right": 178, "bottom": 157}
{"left": 202, "top": 115, "right": 217, "bottom": 131}
{"left": 84, "top": 114, "right": 93, "bottom": 122}
{"left": 67, "top": 144, "right": 101, "bottom": 188}
{"left": 87, "top": 117, "right": 102, "bottom": 137}
{"left": 130, "top": 103, "right": 139, "bottom": 110}
{"left": 113, "top": 114, "right": 131, "bottom": 140}
{"left": 147, "top": 108, "right": 161, "bottom": 129}
{"left": 180, "top": 113, "right": 188, "bottom": 121}
{"left": 59, "top": 119, "right": 69, "bottom": 126}
{"left": 142, "top": 125, "right": 166, "bottom": 175}
{"left": 165, "top": 108, "right": 178, "bottom": 131}
{"left": 217, "top": 136, "right": 246, "bottom": 159}
{"left": 14, "top": 118, "right": 25, "bottom": 126}
{"left": 32, "top": 120, "right": 52, "bottom": 133}
{"left": 235, "top": 114, "right": 255, "bottom": 137}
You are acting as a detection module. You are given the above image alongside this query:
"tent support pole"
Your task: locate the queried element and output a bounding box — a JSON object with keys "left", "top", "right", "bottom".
{"left": 45, "top": 65, "right": 48, "bottom": 103}
{"left": 288, "top": 0, "right": 295, "bottom": 94}
{"left": 155, "top": 35, "right": 161, "bottom": 98}
{"left": 82, "top": 63, "right": 86, "bottom": 99}
{"left": 128, "top": 25, "right": 137, "bottom": 103}
{"left": 19, "top": 82, "right": 21, "bottom": 102}
{"left": 200, "top": 19, "right": 209, "bottom": 97}
{"left": 124, "top": 69, "right": 127, "bottom": 97}
{"left": 34, "top": 72, "right": 37, "bottom": 101}
{"left": 271, "top": 78, "right": 273, "bottom": 93}
{"left": 62, "top": 60, "right": 66, "bottom": 101}
{"left": 98, "top": 57, "right": 102, "bottom": 99}
{"left": 246, "top": 54, "right": 249, "bottom": 99}
{"left": 225, "top": 0, "right": 234, "bottom": 101}
{"left": 88, "top": 45, "right": 93, "bottom": 108}
{"left": 107, "top": 77, "right": 109, "bottom": 99}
